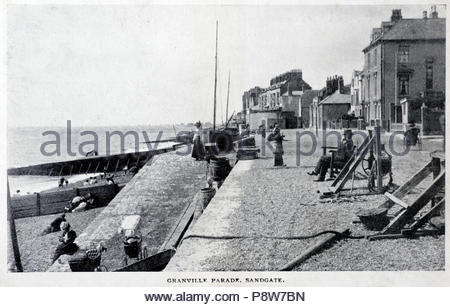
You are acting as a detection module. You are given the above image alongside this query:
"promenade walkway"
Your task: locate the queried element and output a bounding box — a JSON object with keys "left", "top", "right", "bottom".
{"left": 165, "top": 129, "right": 444, "bottom": 271}
{"left": 49, "top": 147, "right": 207, "bottom": 271}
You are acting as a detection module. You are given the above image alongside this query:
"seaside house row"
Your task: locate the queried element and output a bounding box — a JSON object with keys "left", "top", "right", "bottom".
{"left": 356, "top": 7, "right": 445, "bottom": 133}
{"left": 309, "top": 75, "right": 352, "bottom": 130}
{"left": 241, "top": 69, "right": 312, "bottom": 130}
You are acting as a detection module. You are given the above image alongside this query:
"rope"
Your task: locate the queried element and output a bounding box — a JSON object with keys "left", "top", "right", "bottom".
{"left": 181, "top": 230, "right": 365, "bottom": 243}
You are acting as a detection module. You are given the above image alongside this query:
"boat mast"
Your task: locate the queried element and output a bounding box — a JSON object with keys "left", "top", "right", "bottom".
{"left": 213, "top": 21, "right": 218, "bottom": 131}
{"left": 225, "top": 70, "right": 230, "bottom": 128}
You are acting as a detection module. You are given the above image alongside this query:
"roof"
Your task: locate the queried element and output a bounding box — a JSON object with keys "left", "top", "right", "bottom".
{"left": 318, "top": 92, "right": 351, "bottom": 105}
{"left": 383, "top": 18, "right": 445, "bottom": 40}
{"left": 301, "top": 89, "right": 320, "bottom": 100}
{"left": 364, "top": 17, "right": 445, "bottom": 51}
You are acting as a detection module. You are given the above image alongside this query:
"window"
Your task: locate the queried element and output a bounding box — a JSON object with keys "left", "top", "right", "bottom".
{"left": 426, "top": 61, "right": 433, "bottom": 89}
{"left": 398, "top": 45, "right": 409, "bottom": 63}
{"left": 373, "top": 48, "right": 377, "bottom": 66}
{"left": 367, "top": 52, "right": 371, "bottom": 67}
{"left": 374, "top": 73, "right": 377, "bottom": 97}
{"left": 399, "top": 75, "right": 409, "bottom": 96}
{"left": 367, "top": 76, "right": 371, "bottom": 99}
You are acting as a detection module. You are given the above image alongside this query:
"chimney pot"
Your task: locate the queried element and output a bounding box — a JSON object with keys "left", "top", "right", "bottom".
{"left": 391, "top": 9, "right": 402, "bottom": 22}
{"left": 431, "top": 5, "right": 438, "bottom": 18}
{"left": 423, "top": 11, "right": 427, "bottom": 19}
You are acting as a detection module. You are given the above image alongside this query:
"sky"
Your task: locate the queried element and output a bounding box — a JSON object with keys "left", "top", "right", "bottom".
{"left": 7, "top": 3, "right": 447, "bottom": 127}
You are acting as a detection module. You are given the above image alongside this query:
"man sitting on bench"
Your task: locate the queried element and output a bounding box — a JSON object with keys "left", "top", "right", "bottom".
{"left": 308, "top": 129, "right": 354, "bottom": 182}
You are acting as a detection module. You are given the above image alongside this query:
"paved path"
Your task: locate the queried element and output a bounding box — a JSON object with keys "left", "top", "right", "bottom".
{"left": 49, "top": 147, "right": 207, "bottom": 271}
{"left": 165, "top": 129, "right": 444, "bottom": 271}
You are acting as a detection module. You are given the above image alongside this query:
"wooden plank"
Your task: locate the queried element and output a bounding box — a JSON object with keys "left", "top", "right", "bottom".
{"left": 381, "top": 171, "right": 445, "bottom": 234}
{"left": 407, "top": 198, "right": 445, "bottom": 232}
{"left": 11, "top": 195, "right": 38, "bottom": 206}
{"left": 13, "top": 207, "right": 38, "bottom": 214}
{"left": 36, "top": 193, "right": 41, "bottom": 216}
{"left": 279, "top": 229, "right": 349, "bottom": 271}
{"left": 330, "top": 137, "right": 374, "bottom": 193}
{"left": 380, "top": 160, "right": 433, "bottom": 209}
{"left": 384, "top": 192, "right": 409, "bottom": 208}
{"left": 368, "top": 229, "right": 444, "bottom": 241}
{"left": 391, "top": 160, "right": 432, "bottom": 198}
{"left": 40, "top": 189, "right": 78, "bottom": 205}
{"left": 14, "top": 211, "right": 38, "bottom": 219}
{"left": 430, "top": 150, "right": 445, "bottom": 161}
{"left": 330, "top": 153, "right": 355, "bottom": 186}
{"left": 374, "top": 126, "right": 383, "bottom": 193}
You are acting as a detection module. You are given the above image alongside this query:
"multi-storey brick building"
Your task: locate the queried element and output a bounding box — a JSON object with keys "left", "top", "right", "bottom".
{"left": 361, "top": 7, "right": 445, "bottom": 131}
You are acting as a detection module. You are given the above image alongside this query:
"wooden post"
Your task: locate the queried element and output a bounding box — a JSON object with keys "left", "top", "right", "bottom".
{"left": 135, "top": 156, "right": 140, "bottom": 169}
{"left": 86, "top": 162, "right": 92, "bottom": 175}
{"left": 374, "top": 125, "right": 383, "bottom": 192}
{"left": 114, "top": 159, "right": 120, "bottom": 172}
{"left": 322, "top": 120, "right": 327, "bottom": 156}
{"left": 431, "top": 157, "right": 441, "bottom": 179}
{"left": 213, "top": 20, "right": 218, "bottom": 131}
{"left": 7, "top": 181, "right": 23, "bottom": 272}
{"left": 279, "top": 229, "right": 349, "bottom": 271}
{"left": 94, "top": 161, "right": 101, "bottom": 173}
{"left": 36, "top": 193, "right": 41, "bottom": 216}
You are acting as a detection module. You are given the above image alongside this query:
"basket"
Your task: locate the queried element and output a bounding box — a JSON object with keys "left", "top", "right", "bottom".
{"left": 356, "top": 207, "right": 390, "bottom": 231}
{"left": 123, "top": 236, "right": 142, "bottom": 259}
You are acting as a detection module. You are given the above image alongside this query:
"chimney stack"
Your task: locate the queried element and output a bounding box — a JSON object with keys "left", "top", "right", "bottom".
{"left": 431, "top": 5, "right": 438, "bottom": 18}
{"left": 338, "top": 76, "right": 344, "bottom": 94}
{"left": 423, "top": 11, "right": 428, "bottom": 19}
{"left": 391, "top": 9, "right": 402, "bottom": 22}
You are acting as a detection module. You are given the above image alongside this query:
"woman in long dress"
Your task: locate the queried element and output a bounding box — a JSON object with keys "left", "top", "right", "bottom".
{"left": 267, "top": 124, "right": 285, "bottom": 167}
{"left": 191, "top": 121, "right": 205, "bottom": 161}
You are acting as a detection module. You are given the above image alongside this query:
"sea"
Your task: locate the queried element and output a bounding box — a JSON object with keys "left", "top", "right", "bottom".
{"left": 7, "top": 124, "right": 194, "bottom": 195}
